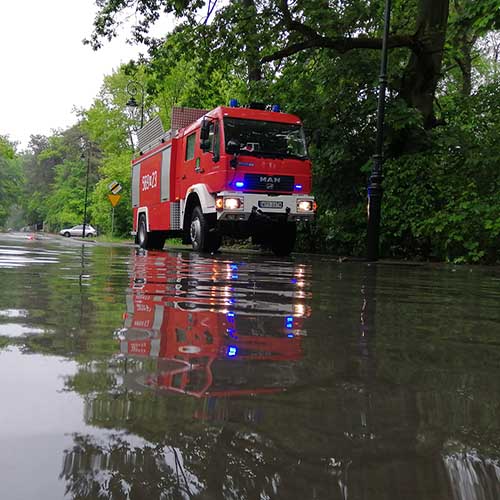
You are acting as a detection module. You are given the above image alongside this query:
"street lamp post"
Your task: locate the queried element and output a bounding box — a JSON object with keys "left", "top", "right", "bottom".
{"left": 366, "top": 0, "right": 392, "bottom": 261}
{"left": 82, "top": 145, "right": 91, "bottom": 239}
{"left": 126, "top": 80, "right": 145, "bottom": 128}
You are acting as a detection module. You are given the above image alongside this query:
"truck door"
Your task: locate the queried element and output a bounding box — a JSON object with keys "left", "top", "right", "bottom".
{"left": 200, "top": 119, "right": 225, "bottom": 192}
{"left": 177, "top": 130, "right": 198, "bottom": 196}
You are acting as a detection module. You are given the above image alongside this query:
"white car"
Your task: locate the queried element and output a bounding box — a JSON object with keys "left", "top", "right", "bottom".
{"left": 60, "top": 224, "right": 97, "bottom": 238}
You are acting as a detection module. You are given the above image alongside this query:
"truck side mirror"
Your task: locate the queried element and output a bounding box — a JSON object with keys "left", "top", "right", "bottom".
{"left": 226, "top": 139, "right": 241, "bottom": 155}
{"left": 200, "top": 118, "right": 211, "bottom": 151}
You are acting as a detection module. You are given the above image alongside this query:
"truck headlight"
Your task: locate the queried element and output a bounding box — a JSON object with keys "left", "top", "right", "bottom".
{"left": 297, "top": 200, "right": 314, "bottom": 212}
{"left": 216, "top": 196, "right": 243, "bottom": 210}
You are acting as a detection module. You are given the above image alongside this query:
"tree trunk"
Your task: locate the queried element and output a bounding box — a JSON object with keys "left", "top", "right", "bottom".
{"left": 399, "top": 0, "right": 450, "bottom": 128}
{"left": 241, "top": 0, "right": 262, "bottom": 82}
{"left": 457, "top": 42, "right": 473, "bottom": 97}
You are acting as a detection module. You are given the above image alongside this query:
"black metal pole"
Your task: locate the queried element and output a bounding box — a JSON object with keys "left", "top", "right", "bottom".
{"left": 126, "top": 81, "right": 145, "bottom": 129}
{"left": 82, "top": 149, "right": 90, "bottom": 238}
{"left": 367, "top": 0, "right": 392, "bottom": 261}
{"left": 140, "top": 88, "right": 145, "bottom": 129}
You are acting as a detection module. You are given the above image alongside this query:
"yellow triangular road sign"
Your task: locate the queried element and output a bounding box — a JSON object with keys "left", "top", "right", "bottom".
{"left": 108, "top": 194, "right": 121, "bottom": 207}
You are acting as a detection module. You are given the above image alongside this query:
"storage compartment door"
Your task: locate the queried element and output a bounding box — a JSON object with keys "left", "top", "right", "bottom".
{"left": 160, "top": 146, "right": 171, "bottom": 202}
{"left": 132, "top": 163, "right": 140, "bottom": 208}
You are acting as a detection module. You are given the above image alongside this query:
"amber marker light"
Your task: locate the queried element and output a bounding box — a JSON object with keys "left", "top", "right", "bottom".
{"left": 216, "top": 197, "right": 224, "bottom": 210}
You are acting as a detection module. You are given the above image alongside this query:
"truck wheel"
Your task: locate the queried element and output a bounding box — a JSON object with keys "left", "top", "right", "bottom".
{"left": 271, "top": 222, "right": 296, "bottom": 257}
{"left": 138, "top": 215, "right": 166, "bottom": 250}
{"left": 137, "top": 215, "right": 149, "bottom": 249}
{"left": 190, "top": 206, "right": 221, "bottom": 253}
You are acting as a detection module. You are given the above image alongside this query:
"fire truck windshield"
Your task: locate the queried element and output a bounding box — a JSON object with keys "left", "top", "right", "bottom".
{"left": 224, "top": 118, "right": 308, "bottom": 159}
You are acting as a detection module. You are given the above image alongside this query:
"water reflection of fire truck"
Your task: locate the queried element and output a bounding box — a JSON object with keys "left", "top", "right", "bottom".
{"left": 117, "top": 251, "right": 309, "bottom": 398}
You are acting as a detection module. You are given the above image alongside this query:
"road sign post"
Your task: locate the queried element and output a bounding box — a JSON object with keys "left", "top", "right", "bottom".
{"left": 107, "top": 185, "right": 122, "bottom": 238}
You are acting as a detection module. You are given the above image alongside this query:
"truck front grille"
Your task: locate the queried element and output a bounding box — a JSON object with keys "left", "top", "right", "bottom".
{"left": 243, "top": 174, "right": 294, "bottom": 193}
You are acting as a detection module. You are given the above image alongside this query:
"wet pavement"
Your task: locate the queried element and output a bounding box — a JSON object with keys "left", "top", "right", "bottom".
{"left": 0, "top": 232, "right": 499, "bottom": 500}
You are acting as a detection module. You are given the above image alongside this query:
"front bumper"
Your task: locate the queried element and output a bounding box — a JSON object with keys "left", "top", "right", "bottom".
{"left": 215, "top": 192, "right": 315, "bottom": 222}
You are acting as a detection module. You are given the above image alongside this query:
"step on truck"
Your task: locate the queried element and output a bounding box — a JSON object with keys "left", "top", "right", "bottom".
{"left": 131, "top": 102, "right": 316, "bottom": 256}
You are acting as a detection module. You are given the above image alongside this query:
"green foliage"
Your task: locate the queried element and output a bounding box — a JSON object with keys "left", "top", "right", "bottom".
{"left": 0, "top": 136, "right": 22, "bottom": 227}
{"left": 382, "top": 83, "right": 500, "bottom": 263}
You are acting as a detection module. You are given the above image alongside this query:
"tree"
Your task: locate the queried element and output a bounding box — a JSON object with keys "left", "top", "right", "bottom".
{"left": 86, "top": 0, "right": 454, "bottom": 128}
{"left": 0, "top": 136, "right": 22, "bottom": 227}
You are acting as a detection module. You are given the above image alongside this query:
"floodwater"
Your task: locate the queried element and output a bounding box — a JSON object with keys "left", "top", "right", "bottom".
{"left": 0, "top": 233, "right": 499, "bottom": 500}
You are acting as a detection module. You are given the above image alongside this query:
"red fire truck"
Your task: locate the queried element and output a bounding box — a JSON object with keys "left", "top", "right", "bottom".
{"left": 131, "top": 103, "right": 315, "bottom": 256}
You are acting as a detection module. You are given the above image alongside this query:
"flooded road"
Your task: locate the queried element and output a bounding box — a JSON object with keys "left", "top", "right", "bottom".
{"left": 0, "top": 233, "right": 499, "bottom": 500}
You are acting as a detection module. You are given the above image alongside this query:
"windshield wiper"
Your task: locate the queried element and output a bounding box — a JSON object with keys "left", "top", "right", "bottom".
{"left": 237, "top": 150, "right": 308, "bottom": 160}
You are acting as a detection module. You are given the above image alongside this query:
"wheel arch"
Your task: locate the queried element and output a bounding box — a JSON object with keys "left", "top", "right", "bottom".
{"left": 182, "top": 193, "right": 201, "bottom": 233}
{"left": 182, "top": 184, "right": 216, "bottom": 230}
{"left": 136, "top": 207, "right": 149, "bottom": 232}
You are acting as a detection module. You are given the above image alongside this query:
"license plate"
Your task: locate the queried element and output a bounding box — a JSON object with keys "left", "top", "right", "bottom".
{"left": 258, "top": 200, "right": 283, "bottom": 209}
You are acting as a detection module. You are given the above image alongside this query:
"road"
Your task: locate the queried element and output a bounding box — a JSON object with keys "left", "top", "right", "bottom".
{"left": 0, "top": 232, "right": 499, "bottom": 499}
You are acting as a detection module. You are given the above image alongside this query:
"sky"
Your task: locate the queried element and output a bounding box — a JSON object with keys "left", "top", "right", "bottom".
{"left": 0, "top": 0, "right": 172, "bottom": 150}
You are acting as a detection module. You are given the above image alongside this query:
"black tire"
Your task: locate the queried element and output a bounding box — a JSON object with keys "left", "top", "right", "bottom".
{"left": 137, "top": 215, "right": 165, "bottom": 250}
{"left": 190, "top": 206, "right": 221, "bottom": 253}
{"left": 137, "top": 215, "right": 150, "bottom": 249}
{"left": 86, "top": 233, "right": 93, "bottom": 238}
{"left": 271, "top": 222, "right": 296, "bottom": 257}
{"left": 63, "top": 232, "right": 71, "bottom": 238}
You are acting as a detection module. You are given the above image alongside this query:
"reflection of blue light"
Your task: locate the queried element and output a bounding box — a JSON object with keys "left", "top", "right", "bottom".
{"left": 227, "top": 346, "right": 238, "bottom": 357}
{"left": 287, "top": 334, "right": 294, "bottom": 338}
{"left": 235, "top": 181, "right": 245, "bottom": 188}
{"left": 226, "top": 328, "right": 238, "bottom": 339}
{"left": 228, "top": 298, "right": 236, "bottom": 305}
{"left": 295, "top": 184, "right": 303, "bottom": 190}
{"left": 231, "top": 274, "right": 239, "bottom": 280}
{"left": 291, "top": 278, "right": 297, "bottom": 284}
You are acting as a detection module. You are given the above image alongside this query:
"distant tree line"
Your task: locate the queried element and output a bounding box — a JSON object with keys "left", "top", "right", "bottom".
{"left": 0, "top": 0, "right": 498, "bottom": 262}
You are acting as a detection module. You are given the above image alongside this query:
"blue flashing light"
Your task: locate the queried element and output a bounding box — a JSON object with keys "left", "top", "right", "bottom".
{"left": 227, "top": 346, "right": 238, "bottom": 357}
{"left": 286, "top": 316, "right": 294, "bottom": 323}
{"left": 272, "top": 104, "right": 281, "bottom": 112}
{"left": 291, "top": 278, "right": 297, "bottom": 284}
{"left": 295, "top": 184, "right": 303, "bottom": 191}
{"left": 226, "top": 311, "right": 235, "bottom": 322}
{"left": 229, "top": 99, "right": 239, "bottom": 108}
{"left": 231, "top": 274, "right": 239, "bottom": 280}
{"left": 230, "top": 264, "right": 239, "bottom": 270}
{"left": 287, "top": 334, "right": 295, "bottom": 338}
{"left": 235, "top": 181, "right": 245, "bottom": 188}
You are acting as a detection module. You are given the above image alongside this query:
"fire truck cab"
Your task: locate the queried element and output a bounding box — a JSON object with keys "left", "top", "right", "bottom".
{"left": 132, "top": 103, "right": 315, "bottom": 255}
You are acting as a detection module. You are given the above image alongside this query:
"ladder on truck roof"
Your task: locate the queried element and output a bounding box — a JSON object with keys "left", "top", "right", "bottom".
{"left": 137, "top": 107, "right": 208, "bottom": 154}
